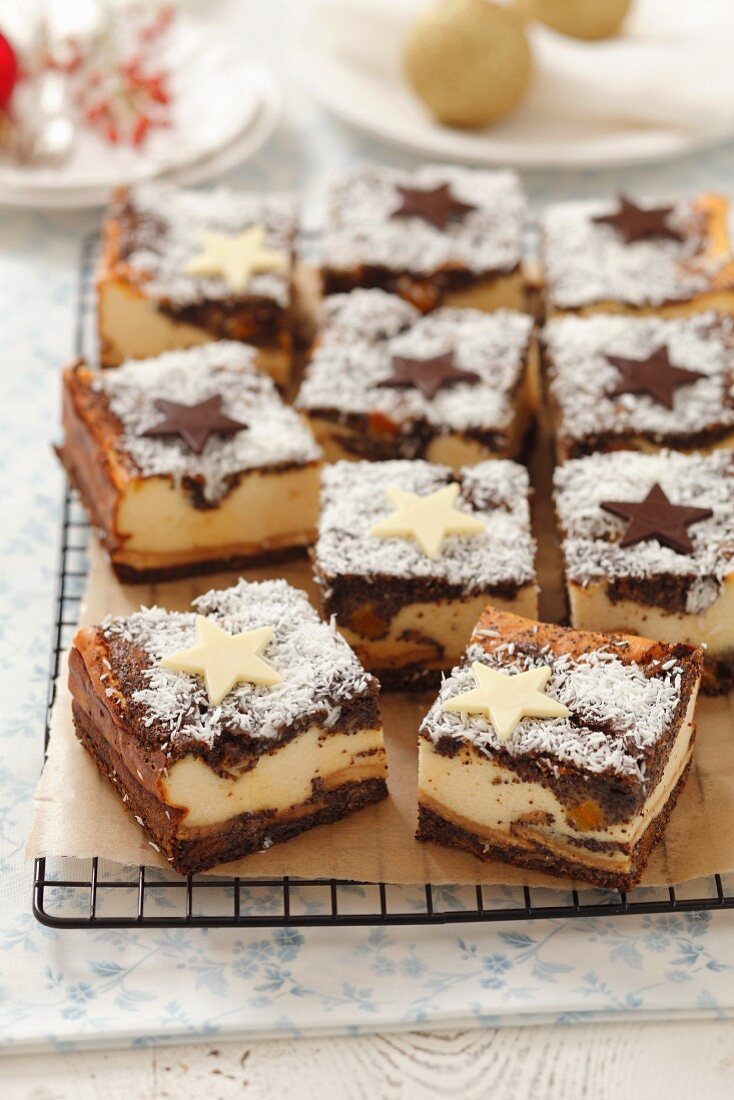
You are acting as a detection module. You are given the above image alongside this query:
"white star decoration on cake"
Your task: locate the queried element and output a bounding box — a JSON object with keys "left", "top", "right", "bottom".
{"left": 185, "top": 226, "right": 285, "bottom": 292}
{"left": 443, "top": 663, "right": 569, "bottom": 741}
{"left": 370, "top": 483, "right": 485, "bottom": 559}
{"left": 161, "top": 616, "right": 282, "bottom": 705}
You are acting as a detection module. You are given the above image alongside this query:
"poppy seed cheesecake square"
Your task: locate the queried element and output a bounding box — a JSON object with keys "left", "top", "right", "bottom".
{"left": 544, "top": 312, "right": 734, "bottom": 461}
{"left": 57, "top": 342, "right": 322, "bottom": 582}
{"left": 70, "top": 579, "right": 387, "bottom": 874}
{"left": 417, "top": 607, "right": 703, "bottom": 890}
{"left": 296, "top": 290, "right": 537, "bottom": 467}
{"left": 322, "top": 164, "right": 526, "bottom": 312}
{"left": 554, "top": 449, "right": 734, "bottom": 692}
{"left": 542, "top": 193, "right": 734, "bottom": 318}
{"left": 312, "top": 459, "right": 538, "bottom": 688}
{"left": 98, "top": 182, "right": 296, "bottom": 386}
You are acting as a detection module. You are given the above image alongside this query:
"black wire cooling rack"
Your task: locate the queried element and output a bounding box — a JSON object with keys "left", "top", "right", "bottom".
{"left": 33, "top": 236, "right": 734, "bottom": 929}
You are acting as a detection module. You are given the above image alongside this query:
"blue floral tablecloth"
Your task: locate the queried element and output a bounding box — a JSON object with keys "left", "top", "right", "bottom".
{"left": 3, "top": 2, "right": 734, "bottom": 1052}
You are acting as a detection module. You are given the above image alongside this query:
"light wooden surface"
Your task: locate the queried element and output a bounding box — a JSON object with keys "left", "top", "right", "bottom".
{"left": 4, "top": 1021, "right": 734, "bottom": 1099}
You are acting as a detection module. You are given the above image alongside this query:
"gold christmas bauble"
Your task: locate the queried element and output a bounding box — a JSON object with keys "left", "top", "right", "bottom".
{"left": 518, "top": 0, "right": 633, "bottom": 41}
{"left": 404, "top": 0, "right": 533, "bottom": 129}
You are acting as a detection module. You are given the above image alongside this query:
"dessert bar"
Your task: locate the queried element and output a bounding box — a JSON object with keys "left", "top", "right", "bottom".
{"left": 542, "top": 193, "right": 734, "bottom": 317}
{"left": 57, "top": 342, "right": 322, "bottom": 582}
{"left": 70, "top": 579, "right": 387, "bottom": 874}
{"left": 296, "top": 290, "right": 537, "bottom": 466}
{"left": 554, "top": 449, "right": 734, "bottom": 692}
{"left": 544, "top": 311, "right": 734, "bottom": 460}
{"left": 417, "top": 607, "right": 703, "bottom": 890}
{"left": 322, "top": 164, "right": 526, "bottom": 312}
{"left": 313, "top": 459, "right": 538, "bottom": 688}
{"left": 98, "top": 182, "right": 296, "bottom": 387}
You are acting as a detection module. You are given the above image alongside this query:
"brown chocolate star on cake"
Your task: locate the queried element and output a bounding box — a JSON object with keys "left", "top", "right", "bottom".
{"left": 312, "top": 458, "right": 538, "bottom": 688}
{"left": 543, "top": 312, "right": 734, "bottom": 460}
{"left": 70, "top": 579, "right": 387, "bottom": 874}
{"left": 296, "top": 289, "right": 537, "bottom": 467}
{"left": 97, "top": 182, "right": 296, "bottom": 387}
{"left": 417, "top": 607, "right": 703, "bottom": 890}
{"left": 541, "top": 193, "right": 734, "bottom": 317}
{"left": 554, "top": 449, "right": 734, "bottom": 692}
{"left": 321, "top": 165, "right": 526, "bottom": 312}
{"left": 57, "top": 342, "right": 322, "bottom": 582}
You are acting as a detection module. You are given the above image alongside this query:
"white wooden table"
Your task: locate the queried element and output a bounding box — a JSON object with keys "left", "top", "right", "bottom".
{"left": 5, "top": 1021, "right": 734, "bottom": 1098}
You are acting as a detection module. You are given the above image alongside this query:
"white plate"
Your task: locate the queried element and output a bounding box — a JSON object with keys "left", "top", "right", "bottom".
{"left": 292, "top": 0, "right": 734, "bottom": 170}
{"left": 0, "top": 66, "right": 281, "bottom": 208}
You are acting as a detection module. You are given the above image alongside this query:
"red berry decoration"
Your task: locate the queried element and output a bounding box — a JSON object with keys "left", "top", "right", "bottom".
{"left": 0, "top": 32, "right": 18, "bottom": 110}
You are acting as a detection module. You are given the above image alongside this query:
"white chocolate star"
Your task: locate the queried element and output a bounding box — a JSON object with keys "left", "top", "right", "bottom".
{"left": 184, "top": 226, "right": 286, "bottom": 292}
{"left": 443, "top": 663, "right": 569, "bottom": 741}
{"left": 161, "top": 615, "right": 282, "bottom": 705}
{"left": 369, "top": 483, "right": 485, "bottom": 559}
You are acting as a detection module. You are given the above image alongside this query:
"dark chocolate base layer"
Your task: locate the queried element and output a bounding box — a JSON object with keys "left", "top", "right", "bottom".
{"left": 701, "top": 655, "right": 734, "bottom": 696}
{"left": 375, "top": 666, "right": 444, "bottom": 693}
{"left": 416, "top": 759, "right": 692, "bottom": 892}
{"left": 72, "top": 700, "right": 388, "bottom": 876}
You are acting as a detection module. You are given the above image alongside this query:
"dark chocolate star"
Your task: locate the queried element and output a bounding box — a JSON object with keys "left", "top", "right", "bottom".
{"left": 593, "top": 195, "right": 683, "bottom": 244}
{"left": 141, "top": 394, "right": 247, "bottom": 454}
{"left": 377, "top": 351, "right": 480, "bottom": 401}
{"left": 606, "top": 345, "right": 705, "bottom": 410}
{"left": 391, "top": 183, "right": 476, "bottom": 231}
{"left": 600, "top": 483, "right": 712, "bottom": 555}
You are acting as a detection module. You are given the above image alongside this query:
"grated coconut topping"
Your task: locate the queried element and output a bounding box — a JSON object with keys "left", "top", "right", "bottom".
{"left": 315, "top": 459, "right": 536, "bottom": 591}
{"left": 93, "top": 342, "right": 321, "bottom": 504}
{"left": 554, "top": 449, "right": 734, "bottom": 613}
{"left": 322, "top": 164, "right": 524, "bottom": 274}
{"left": 101, "top": 579, "right": 375, "bottom": 748}
{"left": 296, "top": 290, "right": 534, "bottom": 433}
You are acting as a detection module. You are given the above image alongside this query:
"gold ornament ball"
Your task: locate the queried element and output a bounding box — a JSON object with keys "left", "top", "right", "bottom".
{"left": 519, "top": 0, "right": 633, "bottom": 41}
{"left": 404, "top": 0, "right": 533, "bottom": 129}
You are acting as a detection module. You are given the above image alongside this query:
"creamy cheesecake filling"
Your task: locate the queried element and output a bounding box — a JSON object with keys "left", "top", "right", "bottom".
{"left": 418, "top": 688, "right": 697, "bottom": 868}
{"left": 160, "top": 725, "right": 386, "bottom": 829}
{"left": 550, "top": 289, "right": 734, "bottom": 320}
{"left": 114, "top": 464, "right": 319, "bottom": 566}
{"left": 340, "top": 588, "right": 539, "bottom": 672}
{"left": 440, "top": 271, "right": 525, "bottom": 313}
{"left": 568, "top": 575, "right": 734, "bottom": 656}
{"left": 98, "top": 279, "right": 291, "bottom": 387}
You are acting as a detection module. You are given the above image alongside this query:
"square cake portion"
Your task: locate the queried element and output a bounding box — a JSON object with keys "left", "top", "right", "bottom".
{"left": 313, "top": 459, "right": 538, "bottom": 688}
{"left": 296, "top": 290, "right": 537, "bottom": 466}
{"left": 544, "top": 312, "right": 734, "bottom": 461}
{"left": 417, "top": 607, "right": 703, "bottom": 890}
{"left": 542, "top": 193, "right": 734, "bottom": 318}
{"left": 98, "top": 182, "right": 296, "bottom": 387}
{"left": 58, "top": 342, "right": 322, "bottom": 582}
{"left": 70, "top": 579, "right": 387, "bottom": 874}
{"left": 322, "top": 164, "right": 526, "bottom": 313}
{"left": 554, "top": 449, "right": 734, "bottom": 692}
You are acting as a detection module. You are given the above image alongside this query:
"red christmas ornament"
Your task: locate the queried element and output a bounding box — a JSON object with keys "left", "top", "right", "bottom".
{"left": 0, "top": 32, "right": 18, "bottom": 110}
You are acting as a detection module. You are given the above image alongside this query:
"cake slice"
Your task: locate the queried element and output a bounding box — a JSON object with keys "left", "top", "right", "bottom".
{"left": 97, "top": 182, "right": 296, "bottom": 387}
{"left": 70, "top": 579, "right": 387, "bottom": 874}
{"left": 541, "top": 193, "right": 734, "bottom": 318}
{"left": 417, "top": 607, "right": 703, "bottom": 890}
{"left": 313, "top": 459, "right": 538, "bottom": 688}
{"left": 57, "top": 342, "right": 322, "bottom": 582}
{"left": 554, "top": 449, "right": 734, "bottom": 692}
{"left": 544, "top": 312, "right": 734, "bottom": 461}
{"left": 322, "top": 164, "right": 526, "bottom": 312}
{"left": 296, "top": 290, "right": 537, "bottom": 466}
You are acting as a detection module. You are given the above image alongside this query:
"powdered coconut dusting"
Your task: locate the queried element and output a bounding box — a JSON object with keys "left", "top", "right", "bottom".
{"left": 296, "top": 291, "right": 533, "bottom": 434}
{"left": 101, "top": 579, "right": 375, "bottom": 748}
{"left": 554, "top": 449, "right": 734, "bottom": 613}
{"left": 422, "top": 640, "right": 686, "bottom": 782}
{"left": 117, "top": 182, "right": 294, "bottom": 307}
{"left": 542, "top": 197, "right": 731, "bottom": 310}
{"left": 545, "top": 312, "right": 734, "bottom": 445}
{"left": 323, "top": 165, "right": 524, "bottom": 274}
{"left": 316, "top": 459, "right": 536, "bottom": 591}
{"left": 93, "top": 342, "right": 321, "bottom": 503}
